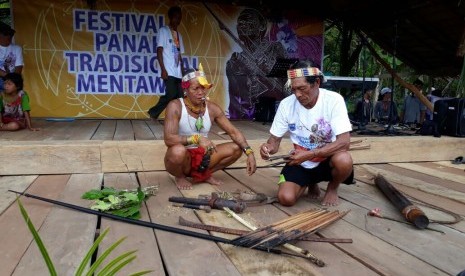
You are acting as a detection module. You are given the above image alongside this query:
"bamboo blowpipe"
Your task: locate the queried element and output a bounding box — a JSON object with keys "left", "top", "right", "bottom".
{"left": 374, "top": 174, "right": 429, "bottom": 229}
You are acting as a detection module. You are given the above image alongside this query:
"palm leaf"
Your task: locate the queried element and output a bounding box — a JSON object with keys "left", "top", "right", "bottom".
{"left": 75, "top": 227, "right": 111, "bottom": 276}
{"left": 128, "top": 270, "right": 155, "bottom": 276}
{"left": 95, "top": 250, "right": 137, "bottom": 276}
{"left": 101, "top": 255, "right": 137, "bottom": 276}
{"left": 17, "top": 197, "right": 58, "bottom": 276}
{"left": 85, "top": 236, "right": 127, "bottom": 276}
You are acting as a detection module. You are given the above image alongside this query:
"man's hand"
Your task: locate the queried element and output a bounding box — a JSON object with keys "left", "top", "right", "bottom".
{"left": 198, "top": 136, "right": 216, "bottom": 153}
{"left": 246, "top": 154, "right": 256, "bottom": 176}
{"left": 259, "top": 143, "right": 272, "bottom": 160}
{"left": 160, "top": 69, "right": 168, "bottom": 80}
{"left": 287, "top": 149, "right": 312, "bottom": 166}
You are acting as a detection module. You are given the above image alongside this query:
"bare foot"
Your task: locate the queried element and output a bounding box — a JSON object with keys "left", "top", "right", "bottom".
{"left": 175, "top": 177, "right": 193, "bottom": 190}
{"left": 205, "top": 176, "right": 222, "bottom": 186}
{"left": 307, "top": 183, "right": 321, "bottom": 199}
{"left": 321, "top": 189, "right": 339, "bottom": 206}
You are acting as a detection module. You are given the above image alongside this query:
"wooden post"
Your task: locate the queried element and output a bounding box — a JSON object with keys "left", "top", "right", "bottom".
{"left": 374, "top": 174, "right": 429, "bottom": 229}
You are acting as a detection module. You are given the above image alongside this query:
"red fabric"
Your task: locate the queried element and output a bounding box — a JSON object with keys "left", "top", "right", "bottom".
{"left": 187, "top": 147, "right": 212, "bottom": 182}
{"left": 293, "top": 144, "right": 327, "bottom": 162}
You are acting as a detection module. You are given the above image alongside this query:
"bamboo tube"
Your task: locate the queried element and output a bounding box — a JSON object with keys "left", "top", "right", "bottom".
{"left": 374, "top": 174, "right": 429, "bottom": 229}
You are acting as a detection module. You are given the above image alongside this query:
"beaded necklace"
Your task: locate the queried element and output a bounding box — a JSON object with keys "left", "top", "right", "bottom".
{"left": 184, "top": 97, "right": 205, "bottom": 132}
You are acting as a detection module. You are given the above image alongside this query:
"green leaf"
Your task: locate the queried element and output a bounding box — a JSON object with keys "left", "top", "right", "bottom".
{"left": 95, "top": 250, "right": 137, "bottom": 276}
{"left": 108, "top": 205, "right": 141, "bottom": 219}
{"left": 85, "top": 236, "right": 127, "bottom": 276}
{"left": 122, "top": 192, "right": 139, "bottom": 203}
{"left": 128, "top": 270, "right": 154, "bottom": 276}
{"left": 17, "top": 197, "right": 57, "bottom": 276}
{"left": 107, "top": 195, "right": 121, "bottom": 205}
{"left": 75, "top": 227, "right": 110, "bottom": 276}
{"left": 81, "top": 188, "right": 118, "bottom": 200}
{"left": 137, "top": 189, "right": 145, "bottom": 202}
{"left": 102, "top": 255, "right": 137, "bottom": 276}
{"left": 90, "top": 200, "right": 112, "bottom": 211}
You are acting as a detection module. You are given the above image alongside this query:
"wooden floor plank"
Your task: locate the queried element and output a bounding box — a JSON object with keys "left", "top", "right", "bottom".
{"left": 226, "top": 168, "right": 449, "bottom": 276}
{"left": 91, "top": 120, "right": 116, "bottom": 140}
{"left": 114, "top": 120, "right": 135, "bottom": 140}
{"left": 352, "top": 166, "right": 465, "bottom": 233}
{"left": 360, "top": 164, "right": 465, "bottom": 204}
{"left": 0, "top": 175, "right": 70, "bottom": 276}
{"left": 228, "top": 120, "right": 270, "bottom": 140}
{"left": 146, "top": 120, "right": 164, "bottom": 140}
{"left": 133, "top": 120, "right": 156, "bottom": 140}
{"left": 141, "top": 171, "right": 242, "bottom": 276}
{"left": 0, "top": 175, "right": 37, "bottom": 215}
{"left": 0, "top": 119, "right": 50, "bottom": 141}
{"left": 13, "top": 174, "right": 101, "bottom": 275}
{"left": 390, "top": 162, "right": 465, "bottom": 184}
{"left": 434, "top": 160, "right": 465, "bottom": 170}
{"left": 58, "top": 119, "right": 101, "bottom": 140}
{"left": 99, "top": 173, "right": 164, "bottom": 275}
{"left": 335, "top": 182, "right": 465, "bottom": 275}
{"left": 354, "top": 165, "right": 465, "bottom": 224}
{"left": 374, "top": 163, "right": 465, "bottom": 196}
{"left": 0, "top": 141, "right": 102, "bottom": 175}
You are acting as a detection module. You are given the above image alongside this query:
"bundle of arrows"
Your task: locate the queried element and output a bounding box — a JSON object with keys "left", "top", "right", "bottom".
{"left": 230, "top": 208, "right": 350, "bottom": 249}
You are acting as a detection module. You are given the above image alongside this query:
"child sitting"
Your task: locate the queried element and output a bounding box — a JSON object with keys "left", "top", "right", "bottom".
{"left": 0, "top": 72, "right": 39, "bottom": 131}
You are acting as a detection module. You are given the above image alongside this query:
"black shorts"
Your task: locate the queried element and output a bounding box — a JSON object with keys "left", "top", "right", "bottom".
{"left": 279, "top": 158, "right": 354, "bottom": 187}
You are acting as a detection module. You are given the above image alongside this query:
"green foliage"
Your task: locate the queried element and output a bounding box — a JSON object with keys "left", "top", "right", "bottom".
{"left": 16, "top": 197, "right": 153, "bottom": 276}
{"left": 324, "top": 20, "right": 464, "bottom": 99}
{"left": 82, "top": 186, "right": 158, "bottom": 219}
{"left": 17, "top": 197, "right": 57, "bottom": 275}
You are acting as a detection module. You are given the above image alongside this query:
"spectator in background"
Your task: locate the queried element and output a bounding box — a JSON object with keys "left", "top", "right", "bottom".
{"left": 400, "top": 79, "right": 426, "bottom": 126}
{"left": 0, "top": 73, "right": 39, "bottom": 131}
{"left": 425, "top": 88, "right": 442, "bottom": 121}
{"left": 354, "top": 89, "right": 373, "bottom": 127}
{"left": 148, "top": 6, "right": 184, "bottom": 120}
{"left": 0, "top": 21, "right": 23, "bottom": 91}
{"left": 374, "top": 87, "right": 398, "bottom": 124}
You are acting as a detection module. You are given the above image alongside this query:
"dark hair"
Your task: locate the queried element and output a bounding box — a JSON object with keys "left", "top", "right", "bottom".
{"left": 168, "top": 6, "right": 182, "bottom": 18}
{"left": 183, "top": 68, "right": 196, "bottom": 77}
{"left": 4, "top": 72, "right": 23, "bottom": 90}
{"left": 413, "top": 79, "right": 424, "bottom": 87}
{"left": 289, "top": 60, "right": 323, "bottom": 84}
{"left": 0, "top": 21, "right": 15, "bottom": 37}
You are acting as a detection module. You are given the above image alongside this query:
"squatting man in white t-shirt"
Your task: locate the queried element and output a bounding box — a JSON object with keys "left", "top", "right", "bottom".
{"left": 259, "top": 60, "right": 354, "bottom": 206}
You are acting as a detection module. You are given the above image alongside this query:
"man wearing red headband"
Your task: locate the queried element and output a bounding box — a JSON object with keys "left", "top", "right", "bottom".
{"left": 163, "top": 66, "right": 257, "bottom": 190}
{"left": 259, "top": 60, "right": 354, "bottom": 206}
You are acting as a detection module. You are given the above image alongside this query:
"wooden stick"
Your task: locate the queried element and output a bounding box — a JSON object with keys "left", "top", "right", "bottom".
{"left": 223, "top": 207, "right": 326, "bottom": 267}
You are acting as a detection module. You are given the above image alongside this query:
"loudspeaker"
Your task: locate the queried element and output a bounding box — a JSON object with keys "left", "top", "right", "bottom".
{"left": 434, "top": 98, "right": 465, "bottom": 137}
{"left": 445, "top": 98, "right": 465, "bottom": 137}
{"left": 433, "top": 99, "right": 449, "bottom": 136}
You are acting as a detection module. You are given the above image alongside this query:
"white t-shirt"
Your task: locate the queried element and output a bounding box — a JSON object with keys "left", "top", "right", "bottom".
{"left": 157, "top": 26, "right": 184, "bottom": 79}
{"left": 270, "top": 88, "right": 352, "bottom": 168}
{"left": 0, "top": 43, "right": 23, "bottom": 72}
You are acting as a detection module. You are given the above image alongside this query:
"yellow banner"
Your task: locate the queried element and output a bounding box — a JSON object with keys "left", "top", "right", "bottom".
{"left": 13, "top": 0, "right": 323, "bottom": 119}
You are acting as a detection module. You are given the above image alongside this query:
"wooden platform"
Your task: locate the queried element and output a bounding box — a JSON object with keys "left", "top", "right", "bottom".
{"left": 1, "top": 119, "right": 464, "bottom": 275}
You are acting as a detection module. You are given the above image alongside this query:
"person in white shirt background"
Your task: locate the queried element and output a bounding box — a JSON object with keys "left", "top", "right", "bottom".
{"left": 0, "top": 21, "right": 23, "bottom": 92}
